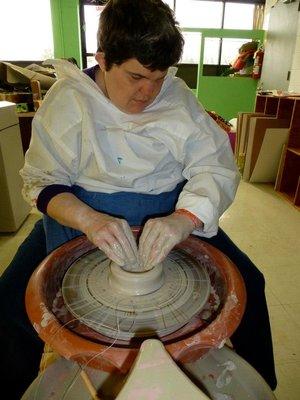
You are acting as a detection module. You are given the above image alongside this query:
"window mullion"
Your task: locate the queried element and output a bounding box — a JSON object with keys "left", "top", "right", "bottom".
{"left": 80, "top": 2, "right": 88, "bottom": 69}
{"left": 218, "top": 1, "right": 226, "bottom": 72}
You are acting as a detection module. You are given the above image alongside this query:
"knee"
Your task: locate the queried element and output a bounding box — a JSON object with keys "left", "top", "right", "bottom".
{"left": 0, "top": 219, "right": 46, "bottom": 320}
{"left": 0, "top": 275, "right": 26, "bottom": 324}
{"left": 226, "top": 249, "right": 266, "bottom": 293}
{"left": 202, "top": 229, "right": 265, "bottom": 288}
{"left": 0, "top": 280, "right": 11, "bottom": 318}
{"left": 253, "top": 265, "right": 265, "bottom": 287}
{"left": 242, "top": 259, "right": 265, "bottom": 296}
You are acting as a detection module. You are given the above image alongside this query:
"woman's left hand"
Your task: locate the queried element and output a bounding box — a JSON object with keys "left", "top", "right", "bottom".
{"left": 138, "top": 211, "right": 203, "bottom": 270}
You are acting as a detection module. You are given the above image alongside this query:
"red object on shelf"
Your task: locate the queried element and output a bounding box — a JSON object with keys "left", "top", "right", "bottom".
{"left": 252, "top": 47, "right": 264, "bottom": 79}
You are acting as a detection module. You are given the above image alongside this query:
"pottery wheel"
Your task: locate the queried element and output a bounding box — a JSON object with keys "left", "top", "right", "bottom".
{"left": 62, "top": 248, "right": 210, "bottom": 341}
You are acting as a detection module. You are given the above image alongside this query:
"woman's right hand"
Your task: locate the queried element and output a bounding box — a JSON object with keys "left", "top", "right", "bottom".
{"left": 82, "top": 212, "right": 139, "bottom": 270}
{"left": 46, "top": 192, "right": 138, "bottom": 270}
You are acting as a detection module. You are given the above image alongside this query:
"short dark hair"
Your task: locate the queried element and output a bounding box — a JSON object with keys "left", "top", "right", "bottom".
{"left": 97, "top": 0, "right": 184, "bottom": 71}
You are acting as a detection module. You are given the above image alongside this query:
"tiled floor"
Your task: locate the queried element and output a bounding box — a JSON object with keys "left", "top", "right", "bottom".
{"left": 0, "top": 208, "right": 41, "bottom": 273}
{"left": 0, "top": 181, "right": 299, "bottom": 399}
{"left": 220, "top": 181, "right": 300, "bottom": 400}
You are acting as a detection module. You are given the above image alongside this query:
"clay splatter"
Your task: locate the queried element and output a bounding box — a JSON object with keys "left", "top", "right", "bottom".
{"left": 216, "top": 360, "right": 236, "bottom": 388}
{"left": 40, "top": 302, "right": 53, "bottom": 328}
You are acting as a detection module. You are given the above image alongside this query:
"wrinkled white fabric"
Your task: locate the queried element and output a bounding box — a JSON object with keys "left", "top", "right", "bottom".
{"left": 20, "top": 59, "right": 240, "bottom": 238}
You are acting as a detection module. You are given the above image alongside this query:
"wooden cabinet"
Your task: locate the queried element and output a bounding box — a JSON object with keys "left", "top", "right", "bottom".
{"left": 18, "top": 112, "right": 35, "bottom": 154}
{"left": 254, "top": 94, "right": 300, "bottom": 208}
{"left": 0, "top": 102, "right": 30, "bottom": 231}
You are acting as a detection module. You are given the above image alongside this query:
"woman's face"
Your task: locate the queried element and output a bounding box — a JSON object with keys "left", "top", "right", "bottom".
{"left": 95, "top": 54, "right": 168, "bottom": 114}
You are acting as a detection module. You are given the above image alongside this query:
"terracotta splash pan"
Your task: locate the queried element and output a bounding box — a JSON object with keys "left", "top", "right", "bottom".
{"left": 26, "top": 228, "right": 246, "bottom": 373}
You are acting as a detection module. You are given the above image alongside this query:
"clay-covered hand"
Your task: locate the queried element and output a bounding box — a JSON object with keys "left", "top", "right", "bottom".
{"left": 46, "top": 193, "right": 138, "bottom": 269}
{"left": 138, "top": 211, "right": 203, "bottom": 271}
{"left": 83, "top": 212, "right": 138, "bottom": 270}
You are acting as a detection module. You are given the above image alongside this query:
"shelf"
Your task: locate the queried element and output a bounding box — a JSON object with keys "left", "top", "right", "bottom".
{"left": 276, "top": 147, "right": 300, "bottom": 208}
{"left": 17, "top": 112, "right": 35, "bottom": 118}
{"left": 287, "top": 147, "right": 300, "bottom": 156}
{"left": 277, "top": 191, "right": 300, "bottom": 210}
{"left": 277, "top": 97, "right": 295, "bottom": 121}
{"left": 290, "top": 100, "right": 300, "bottom": 129}
{"left": 253, "top": 95, "right": 300, "bottom": 209}
{"left": 254, "top": 95, "right": 279, "bottom": 115}
{"left": 265, "top": 97, "right": 279, "bottom": 116}
{"left": 255, "top": 95, "right": 267, "bottom": 113}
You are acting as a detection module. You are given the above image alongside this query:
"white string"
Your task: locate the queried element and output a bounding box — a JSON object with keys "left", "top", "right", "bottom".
{"left": 60, "top": 301, "right": 128, "bottom": 399}
{"left": 33, "top": 292, "right": 138, "bottom": 398}
{"left": 32, "top": 249, "right": 215, "bottom": 398}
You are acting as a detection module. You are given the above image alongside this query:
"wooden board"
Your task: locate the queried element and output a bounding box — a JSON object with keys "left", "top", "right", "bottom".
{"left": 235, "top": 112, "right": 265, "bottom": 171}
{"left": 243, "top": 117, "right": 290, "bottom": 181}
{"left": 249, "top": 128, "right": 289, "bottom": 183}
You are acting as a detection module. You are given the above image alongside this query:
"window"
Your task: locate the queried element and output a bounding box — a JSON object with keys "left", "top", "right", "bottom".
{"left": 176, "top": 0, "right": 224, "bottom": 29}
{"left": 201, "top": 37, "right": 252, "bottom": 77}
{"left": 80, "top": 0, "right": 263, "bottom": 70}
{"left": 177, "top": 1, "right": 260, "bottom": 65}
{"left": 80, "top": 1, "right": 106, "bottom": 68}
{"left": 0, "top": 0, "right": 53, "bottom": 61}
{"left": 163, "top": 0, "right": 175, "bottom": 9}
{"left": 175, "top": 0, "right": 259, "bottom": 31}
{"left": 223, "top": 3, "right": 255, "bottom": 30}
{"left": 181, "top": 32, "right": 202, "bottom": 64}
{"left": 221, "top": 38, "right": 251, "bottom": 65}
{"left": 203, "top": 37, "right": 253, "bottom": 67}
{"left": 203, "top": 38, "right": 221, "bottom": 65}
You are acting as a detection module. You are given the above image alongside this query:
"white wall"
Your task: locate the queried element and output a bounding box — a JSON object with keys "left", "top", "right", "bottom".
{"left": 289, "top": 16, "right": 300, "bottom": 92}
{"left": 262, "top": 0, "right": 300, "bottom": 92}
{"left": 263, "top": 0, "right": 279, "bottom": 29}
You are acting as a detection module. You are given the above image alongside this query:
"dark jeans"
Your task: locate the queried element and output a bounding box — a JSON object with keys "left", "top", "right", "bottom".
{"left": 201, "top": 230, "right": 277, "bottom": 390}
{"left": 0, "top": 220, "right": 277, "bottom": 398}
{"left": 0, "top": 220, "right": 46, "bottom": 400}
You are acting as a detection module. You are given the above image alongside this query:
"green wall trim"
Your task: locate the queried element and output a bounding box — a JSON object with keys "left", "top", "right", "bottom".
{"left": 182, "top": 28, "right": 264, "bottom": 40}
{"left": 197, "top": 77, "right": 258, "bottom": 120}
{"left": 181, "top": 28, "right": 265, "bottom": 119}
{"left": 50, "top": 0, "right": 82, "bottom": 68}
